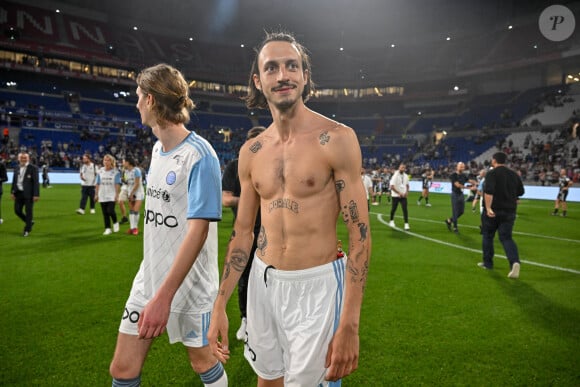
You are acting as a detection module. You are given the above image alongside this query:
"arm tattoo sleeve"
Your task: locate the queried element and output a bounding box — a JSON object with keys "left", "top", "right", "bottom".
{"left": 348, "top": 200, "right": 360, "bottom": 223}
{"left": 223, "top": 248, "right": 249, "bottom": 281}
{"left": 358, "top": 222, "right": 368, "bottom": 241}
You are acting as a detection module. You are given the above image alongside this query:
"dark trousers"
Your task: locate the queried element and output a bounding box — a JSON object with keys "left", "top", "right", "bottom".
{"left": 100, "top": 201, "right": 117, "bottom": 228}
{"left": 450, "top": 192, "right": 465, "bottom": 228}
{"left": 481, "top": 210, "right": 520, "bottom": 269}
{"left": 79, "top": 186, "right": 96, "bottom": 210}
{"left": 238, "top": 241, "right": 257, "bottom": 318}
{"left": 14, "top": 191, "right": 34, "bottom": 232}
{"left": 390, "top": 197, "right": 408, "bottom": 222}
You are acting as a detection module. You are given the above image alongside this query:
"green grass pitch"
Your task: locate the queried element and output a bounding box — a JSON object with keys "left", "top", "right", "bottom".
{"left": 0, "top": 185, "right": 578, "bottom": 386}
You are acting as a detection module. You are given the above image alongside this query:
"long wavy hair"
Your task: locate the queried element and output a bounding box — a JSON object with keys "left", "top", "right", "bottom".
{"left": 136, "top": 63, "right": 195, "bottom": 125}
{"left": 244, "top": 31, "right": 315, "bottom": 110}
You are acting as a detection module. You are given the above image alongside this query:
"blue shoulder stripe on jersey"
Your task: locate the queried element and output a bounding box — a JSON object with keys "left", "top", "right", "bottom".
{"left": 158, "top": 132, "right": 213, "bottom": 157}
{"left": 186, "top": 131, "right": 216, "bottom": 159}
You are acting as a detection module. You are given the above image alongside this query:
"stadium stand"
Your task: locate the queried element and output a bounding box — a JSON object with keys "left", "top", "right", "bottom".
{"left": 0, "top": 1, "right": 578, "bottom": 185}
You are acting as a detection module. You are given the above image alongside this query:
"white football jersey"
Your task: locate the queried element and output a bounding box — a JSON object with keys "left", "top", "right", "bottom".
{"left": 125, "top": 167, "right": 145, "bottom": 198}
{"left": 130, "top": 131, "right": 222, "bottom": 313}
{"left": 96, "top": 167, "right": 121, "bottom": 202}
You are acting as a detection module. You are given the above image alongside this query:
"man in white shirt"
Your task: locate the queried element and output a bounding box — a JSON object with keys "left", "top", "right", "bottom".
{"left": 109, "top": 63, "right": 227, "bottom": 387}
{"left": 76, "top": 154, "right": 97, "bottom": 215}
{"left": 389, "top": 163, "right": 410, "bottom": 230}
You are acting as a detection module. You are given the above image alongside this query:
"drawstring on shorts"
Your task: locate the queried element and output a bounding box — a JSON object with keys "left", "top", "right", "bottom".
{"left": 263, "top": 265, "right": 276, "bottom": 287}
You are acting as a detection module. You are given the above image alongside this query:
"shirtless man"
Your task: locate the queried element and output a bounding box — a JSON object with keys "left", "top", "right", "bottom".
{"left": 208, "top": 32, "right": 372, "bottom": 386}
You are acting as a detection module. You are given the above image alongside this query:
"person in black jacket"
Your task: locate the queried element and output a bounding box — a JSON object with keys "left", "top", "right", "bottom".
{"left": 11, "top": 152, "right": 40, "bottom": 236}
{"left": 479, "top": 151, "right": 524, "bottom": 278}
{"left": 0, "top": 158, "right": 8, "bottom": 224}
{"left": 445, "top": 162, "right": 477, "bottom": 233}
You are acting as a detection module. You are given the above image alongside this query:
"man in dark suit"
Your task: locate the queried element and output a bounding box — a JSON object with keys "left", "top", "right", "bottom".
{"left": 11, "top": 152, "right": 40, "bottom": 236}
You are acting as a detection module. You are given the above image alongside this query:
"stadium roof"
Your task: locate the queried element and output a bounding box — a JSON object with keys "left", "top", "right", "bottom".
{"left": 49, "top": 0, "right": 561, "bottom": 48}
{"left": 6, "top": 0, "right": 580, "bottom": 87}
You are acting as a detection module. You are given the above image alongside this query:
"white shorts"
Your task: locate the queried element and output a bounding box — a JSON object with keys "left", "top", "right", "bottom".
{"left": 245, "top": 255, "right": 346, "bottom": 386}
{"left": 118, "top": 185, "right": 129, "bottom": 202}
{"left": 131, "top": 191, "right": 145, "bottom": 201}
{"left": 118, "top": 299, "right": 211, "bottom": 347}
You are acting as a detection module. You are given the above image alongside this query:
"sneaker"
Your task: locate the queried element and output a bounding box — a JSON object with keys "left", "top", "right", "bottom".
{"left": 372, "top": 202, "right": 379, "bottom": 206}
{"left": 388, "top": 220, "right": 395, "bottom": 227}
{"left": 126, "top": 228, "right": 134, "bottom": 235}
{"left": 23, "top": 231, "right": 29, "bottom": 237}
{"left": 103, "top": 228, "right": 112, "bottom": 235}
{"left": 477, "top": 262, "right": 492, "bottom": 270}
{"left": 417, "top": 200, "right": 421, "bottom": 206}
{"left": 453, "top": 228, "right": 459, "bottom": 234}
{"left": 508, "top": 262, "right": 520, "bottom": 279}
{"left": 113, "top": 223, "right": 120, "bottom": 233}
{"left": 131, "top": 228, "right": 139, "bottom": 236}
{"left": 0, "top": 218, "right": 3, "bottom": 224}
{"left": 404, "top": 223, "right": 410, "bottom": 230}
{"left": 90, "top": 209, "right": 96, "bottom": 214}
{"left": 236, "top": 317, "right": 247, "bottom": 341}
{"left": 445, "top": 219, "right": 452, "bottom": 231}
{"left": 119, "top": 216, "right": 129, "bottom": 224}
{"left": 426, "top": 203, "right": 432, "bottom": 207}
{"left": 76, "top": 208, "right": 85, "bottom": 215}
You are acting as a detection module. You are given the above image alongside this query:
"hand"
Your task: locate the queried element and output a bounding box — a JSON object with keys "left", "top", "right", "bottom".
{"left": 325, "top": 325, "right": 359, "bottom": 381}
{"left": 207, "top": 306, "right": 231, "bottom": 363}
{"left": 486, "top": 209, "right": 495, "bottom": 218}
{"left": 137, "top": 297, "right": 170, "bottom": 340}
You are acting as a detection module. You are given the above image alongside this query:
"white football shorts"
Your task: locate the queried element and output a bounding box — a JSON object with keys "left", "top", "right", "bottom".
{"left": 244, "top": 254, "right": 346, "bottom": 386}
{"left": 118, "top": 299, "right": 211, "bottom": 347}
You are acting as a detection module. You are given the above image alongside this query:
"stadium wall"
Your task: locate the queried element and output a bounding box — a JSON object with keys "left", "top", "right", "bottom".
{"left": 6, "top": 172, "right": 578, "bottom": 202}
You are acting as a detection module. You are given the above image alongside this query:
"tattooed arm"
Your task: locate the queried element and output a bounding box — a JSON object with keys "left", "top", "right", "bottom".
{"left": 208, "top": 140, "right": 260, "bottom": 363}
{"left": 324, "top": 125, "right": 372, "bottom": 382}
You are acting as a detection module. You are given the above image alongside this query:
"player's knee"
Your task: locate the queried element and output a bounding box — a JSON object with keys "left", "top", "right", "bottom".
{"left": 190, "top": 358, "right": 216, "bottom": 374}
{"left": 109, "top": 359, "right": 139, "bottom": 380}
{"left": 188, "top": 347, "right": 219, "bottom": 374}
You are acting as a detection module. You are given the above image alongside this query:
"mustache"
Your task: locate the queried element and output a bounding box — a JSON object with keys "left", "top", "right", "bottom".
{"left": 272, "top": 82, "right": 295, "bottom": 92}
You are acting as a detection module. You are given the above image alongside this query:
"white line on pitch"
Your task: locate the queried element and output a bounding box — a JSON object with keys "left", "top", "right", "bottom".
{"left": 376, "top": 214, "right": 580, "bottom": 275}
{"left": 370, "top": 211, "right": 580, "bottom": 244}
